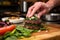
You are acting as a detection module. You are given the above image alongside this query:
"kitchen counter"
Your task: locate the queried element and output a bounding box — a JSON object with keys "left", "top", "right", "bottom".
{"left": 18, "top": 23, "right": 60, "bottom": 40}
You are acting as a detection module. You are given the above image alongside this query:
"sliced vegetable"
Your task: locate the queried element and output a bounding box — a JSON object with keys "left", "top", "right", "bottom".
{"left": 0, "top": 25, "right": 46, "bottom": 40}
{"left": 0, "top": 25, "right": 34, "bottom": 40}
{"left": 0, "top": 25, "right": 16, "bottom": 35}
{"left": 0, "top": 22, "right": 7, "bottom": 27}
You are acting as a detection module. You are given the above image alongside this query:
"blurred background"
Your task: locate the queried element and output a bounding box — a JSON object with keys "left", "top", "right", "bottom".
{"left": 0, "top": 0, "right": 60, "bottom": 23}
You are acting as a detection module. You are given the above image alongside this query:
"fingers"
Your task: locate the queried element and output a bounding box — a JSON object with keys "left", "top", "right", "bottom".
{"left": 29, "top": 6, "right": 40, "bottom": 17}
{"left": 26, "top": 6, "right": 34, "bottom": 17}
{"left": 37, "top": 9, "right": 47, "bottom": 18}
{"left": 26, "top": 2, "right": 41, "bottom": 17}
{"left": 26, "top": 2, "right": 48, "bottom": 18}
{"left": 26, "top": 5, "right": 41, "bottom": 17}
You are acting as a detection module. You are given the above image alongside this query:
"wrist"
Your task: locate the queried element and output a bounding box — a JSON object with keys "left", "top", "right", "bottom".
{"left": 46, "top": 0, "right": 55, "bottom": 11}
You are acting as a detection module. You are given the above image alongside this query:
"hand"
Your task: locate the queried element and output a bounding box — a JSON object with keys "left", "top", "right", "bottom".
{"left": 26, "top": 2, "right": 51, "bottom": 18}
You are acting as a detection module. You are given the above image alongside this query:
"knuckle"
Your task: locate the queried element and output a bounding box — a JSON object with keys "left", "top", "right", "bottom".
{"left": 35, "top": 2, "right": 42, "bottom": 5}
{"left": 34, "top": 2, "right": 39, "bottom": 5}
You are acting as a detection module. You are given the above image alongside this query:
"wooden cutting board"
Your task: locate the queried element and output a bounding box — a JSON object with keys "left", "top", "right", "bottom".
{"left": 18, "top": 24, "right": 60, "bottom": 40}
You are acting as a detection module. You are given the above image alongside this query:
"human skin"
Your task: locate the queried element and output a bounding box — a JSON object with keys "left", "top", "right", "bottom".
{"left": 26, "top": 0, "right": 60, "bottom": 18}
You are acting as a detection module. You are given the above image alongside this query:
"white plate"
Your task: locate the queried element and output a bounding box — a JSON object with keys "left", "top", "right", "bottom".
{"left": 2, "top": 17, "right": 9, "bottom": 21}
{"left": 9, "top": 17, "right": 25, "bottom": 23}
{"left": 2, "top": 17, "right": 25, "bottom": 23}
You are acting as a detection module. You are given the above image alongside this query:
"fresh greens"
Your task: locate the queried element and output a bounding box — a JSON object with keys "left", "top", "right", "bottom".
{"left": 0, "top": 25, "right": 34, "bottom": 40}
{"left": 40, "top": 27, "right": 46, "bottom": 31}
{"left": 16, "top": 26, "right": 33, "bottom": 37}
{"left": 5, "top": 36, "right": 17, "bottom": 40}
{"left": 0, "top": 25, "right": 47, "bottom": 40}
{"left": 26, "top": 16, "right": 38, "bottom": 20}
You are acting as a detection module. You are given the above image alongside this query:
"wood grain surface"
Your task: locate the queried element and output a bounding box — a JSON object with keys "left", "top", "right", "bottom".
{"left": 18, "top": 24, "right": 60, "bottom": 40}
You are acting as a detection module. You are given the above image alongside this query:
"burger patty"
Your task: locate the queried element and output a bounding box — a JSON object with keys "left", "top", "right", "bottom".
{"left": 24, "top": 20, "right": 41, "bottom": 24}
{"left": 24, "top": 25, "right": 40, "bottom": 30}
{"left": 24, "top": 20, "right": 43, "bottom": 30}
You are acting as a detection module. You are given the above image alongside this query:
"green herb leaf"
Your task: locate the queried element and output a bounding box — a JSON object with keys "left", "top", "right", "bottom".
{"left": 16, "top": 26, "right": 33, "bottom": 37}
{"left": 25, "top": 16, "right": 38, "bottom": 20}
{"left": 40, "top": 27, "right": 46, "bottom": 31}
{"left": 5, "top": 36, "right": 17, "bottom": 40}
{"left": 10, "top": 29, "right": 16, "bottom": 35}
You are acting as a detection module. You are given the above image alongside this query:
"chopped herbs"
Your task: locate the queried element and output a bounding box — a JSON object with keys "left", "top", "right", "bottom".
{"left": 26, "top": 16, "right": 38, "bottom": 20}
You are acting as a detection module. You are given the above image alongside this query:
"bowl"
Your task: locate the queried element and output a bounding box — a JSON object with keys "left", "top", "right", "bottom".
{"left": 2, "top": 17, "right": 25, "bottom": 23}
{"left": 9, "top": 17, "right": 25, "bottom": 23}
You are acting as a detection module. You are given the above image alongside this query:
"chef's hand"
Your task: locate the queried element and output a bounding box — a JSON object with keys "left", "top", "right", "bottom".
{"left": 26, "top": 2, "right": 52, "bottom": 18}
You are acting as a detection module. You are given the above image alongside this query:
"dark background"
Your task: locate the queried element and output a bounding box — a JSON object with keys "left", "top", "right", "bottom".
{"left": 0, "top": 0, "right": 60, "bottom": 19}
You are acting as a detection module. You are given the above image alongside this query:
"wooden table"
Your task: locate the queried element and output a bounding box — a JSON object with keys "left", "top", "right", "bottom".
{"left": 17, "top": 23, "right": 60, "bottom": 40}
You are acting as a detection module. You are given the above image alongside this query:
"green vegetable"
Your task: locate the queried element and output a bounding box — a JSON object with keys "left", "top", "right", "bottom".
{"left": 5, "top": 36, "right": 17, "bottom": 40}
{"left": 3, "top": 32, "right": 11, "bottom": 39}
{"left": 26, "top": 16, "right": 38, "bottom": 20}
{"left": 16, "top": 26, "right": 33, "bottom": 37}
{"left": 5, "top": 20, "right": 9, "bottom": 22}
{"left": 3, "top": 29, "right": 16, "bottom": 39}
{"left": 1, "top": 25, "right": 34, "bottom": 40}
{"left": 0, "top": 24, "right": 46, "bottom": 40}
{"left": 14, "top": 31, "right": 22, "bottom": 37}
{"left": 0, "top": 36, "right": 3, "bottom": 40}
{"left": 10, "top": 29, "right": 16, "bottom": 35}
{"left": 40, "top": 27, "right": 46, "bottom": 31}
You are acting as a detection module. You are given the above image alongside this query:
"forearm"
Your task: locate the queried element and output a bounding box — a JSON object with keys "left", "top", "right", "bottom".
{"left": 46, "top": 0, "right": 60, "bottom": 10}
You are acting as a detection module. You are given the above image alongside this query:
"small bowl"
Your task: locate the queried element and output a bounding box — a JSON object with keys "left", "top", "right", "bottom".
{"left": 9, "top": 17, "right": 25, "bottom": 23}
